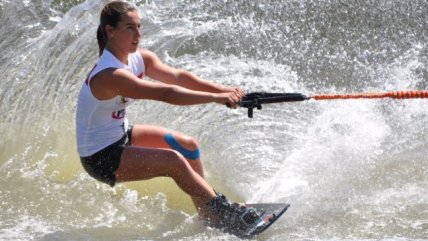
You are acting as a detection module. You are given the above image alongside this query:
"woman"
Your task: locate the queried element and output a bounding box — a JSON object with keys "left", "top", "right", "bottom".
{"left": 75, "top": 1, "right": 259, "bottom": 233}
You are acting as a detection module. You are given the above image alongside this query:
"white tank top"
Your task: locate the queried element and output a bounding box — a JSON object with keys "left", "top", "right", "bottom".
{"left": 76, "top": 49, "right": 145, "bottom": 157}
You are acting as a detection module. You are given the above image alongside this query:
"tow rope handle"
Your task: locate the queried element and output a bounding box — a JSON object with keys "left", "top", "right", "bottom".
{"left": 239, "top": 90, "right": 428, "bottom": 118}
{"left": 238, "top": 92, "right": 309, "bottom": 118}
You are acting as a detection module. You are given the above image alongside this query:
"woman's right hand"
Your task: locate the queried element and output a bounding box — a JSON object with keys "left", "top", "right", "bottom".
{"left": 216, "top": 92, "right": 242, "bottom": 109}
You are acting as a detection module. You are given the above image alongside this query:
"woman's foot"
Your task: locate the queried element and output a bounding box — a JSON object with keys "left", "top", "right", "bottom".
{"left": 205, "top": 192, "right": 261, "bottom": 234}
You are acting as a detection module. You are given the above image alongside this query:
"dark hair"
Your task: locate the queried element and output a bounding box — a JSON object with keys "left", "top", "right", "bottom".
{"left": 97, "top": 1, "right": 137, "bottom": 56}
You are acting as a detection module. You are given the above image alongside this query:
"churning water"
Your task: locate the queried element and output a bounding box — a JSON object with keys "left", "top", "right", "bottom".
{"left": 0, "top": 0, "right": 427, "bottom": 240}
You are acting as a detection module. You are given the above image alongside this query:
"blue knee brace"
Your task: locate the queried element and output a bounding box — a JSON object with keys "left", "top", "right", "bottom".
{"left": 163, "top": 133, "right": 200, "bottom": 160}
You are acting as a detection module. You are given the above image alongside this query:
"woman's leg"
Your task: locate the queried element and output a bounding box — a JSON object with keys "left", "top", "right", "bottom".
{"left": 115, "top": 124, "right": 212, "bottom": 213}
{"left": 114, "top": 145, "right": 216, "bottom": 206}
{"left": 113, "top": 126, "right": 262, "bottom": 228}
{"left": 129, "top": 125, "right": 204, "bottom": 177}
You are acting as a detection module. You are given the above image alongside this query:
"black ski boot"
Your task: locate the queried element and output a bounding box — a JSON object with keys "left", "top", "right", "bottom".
{"left": 206, "top": 192, "right": 261, "bottom": 235}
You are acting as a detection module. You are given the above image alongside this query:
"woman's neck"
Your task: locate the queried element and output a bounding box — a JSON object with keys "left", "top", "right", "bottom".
{"left": 105, "top": 45, "right": 128, "bottom": 65}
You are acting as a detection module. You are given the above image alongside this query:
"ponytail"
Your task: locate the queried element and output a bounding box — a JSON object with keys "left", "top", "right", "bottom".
{"left": 97, "top": 25, "right": 106, "bottom": 56}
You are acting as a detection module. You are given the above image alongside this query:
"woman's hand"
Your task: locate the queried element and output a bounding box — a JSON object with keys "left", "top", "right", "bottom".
{"left": 218, "top": 86, "right": 245, "bottom": 108}
{"left": 215, "top": 91, "right": 243, "bottom": 109}
{"left": 221, "top": 86, "right": 245, "bottom": 98}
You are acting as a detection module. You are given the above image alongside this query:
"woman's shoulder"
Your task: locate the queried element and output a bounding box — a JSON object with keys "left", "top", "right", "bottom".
{"left": 138, "top": 48, "right": 162, "bottom": 67}
{"left": 138, "top": 48, "right": 153, "bottom": 56}
{"left": 138, "top": 48, "right": 160, "bottom": 59}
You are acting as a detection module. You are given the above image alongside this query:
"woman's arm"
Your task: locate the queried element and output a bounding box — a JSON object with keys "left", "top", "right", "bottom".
{"left": 140, "top": 48, "right": 244, "bottom": 96}
{"left": 90, "top": 67, "right": 241, "bottom": 107}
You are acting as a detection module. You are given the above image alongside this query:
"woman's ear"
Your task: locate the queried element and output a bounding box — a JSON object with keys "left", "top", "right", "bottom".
{"left": 105, "top": 24, "right": 115, "bottom": 38}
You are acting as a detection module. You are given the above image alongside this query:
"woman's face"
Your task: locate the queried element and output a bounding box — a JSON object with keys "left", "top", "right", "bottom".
{"left": 106, "top": 10, "right": 141, "bottom": 54}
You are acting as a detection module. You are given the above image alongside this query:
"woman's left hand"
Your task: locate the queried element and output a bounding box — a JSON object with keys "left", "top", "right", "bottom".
{"left": 220, "top": 87, "right": 245, "bottom": 109}
{"left": 223, "top": 86, "right": 245, "bottom": 99}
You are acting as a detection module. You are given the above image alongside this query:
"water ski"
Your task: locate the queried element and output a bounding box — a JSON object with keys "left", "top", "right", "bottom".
{"left": 242, "top": 203, "right": 290, "bottom": 237}
{"left": 221, "top": 203, "right": 290, "bottom": 238}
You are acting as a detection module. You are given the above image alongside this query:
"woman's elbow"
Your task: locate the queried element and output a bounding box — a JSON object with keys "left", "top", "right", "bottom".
{"left": 156, "top": 86, "right": 183, "bottom": 105}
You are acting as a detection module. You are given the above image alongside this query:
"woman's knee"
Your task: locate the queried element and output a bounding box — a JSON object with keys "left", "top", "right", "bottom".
{"left": 164, "top": 149, "right": 193, "bottom": 177}
{"left": 164, "top": 134, "right": 200, "bottom": 160}
{"left": 182, "top": 135, "right": 199, "bottom": 151}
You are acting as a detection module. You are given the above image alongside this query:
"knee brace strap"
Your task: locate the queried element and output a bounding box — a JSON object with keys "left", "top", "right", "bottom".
{"left": 164, "top": 133, "right": 200, "bottom": 160}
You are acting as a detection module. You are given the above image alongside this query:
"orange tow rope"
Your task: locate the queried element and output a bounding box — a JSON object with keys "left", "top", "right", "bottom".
{"left": 240, "top": 90, "right": 428, "bottom": 117}
{"left": 311, "top": 90, "right": 428, "bottom": 100}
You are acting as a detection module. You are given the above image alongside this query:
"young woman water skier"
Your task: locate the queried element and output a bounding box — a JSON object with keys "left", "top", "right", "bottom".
{"left": 75, "top": 0, "right": 260, "bottom": 232}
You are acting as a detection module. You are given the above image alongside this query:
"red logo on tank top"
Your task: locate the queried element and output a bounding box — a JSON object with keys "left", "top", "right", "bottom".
{"left": 112, "top": 109, "right": 126, "bottom": 119}
{"left": 138, "top": 72, "right": 144, "bottom": 79}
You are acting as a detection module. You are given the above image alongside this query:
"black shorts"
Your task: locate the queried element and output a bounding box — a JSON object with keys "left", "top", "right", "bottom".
{"left": 80, "top": 127, "right": 133, "bottom": 187}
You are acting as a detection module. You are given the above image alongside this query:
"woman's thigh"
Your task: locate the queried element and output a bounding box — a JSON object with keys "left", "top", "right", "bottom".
{"left": 114, "top": 145, "right": 187, "bottom": 182}
{"left": 115, "top": 145, "right": 215, "bottom": 203}
{"left": 128, "top": 124, "right": 204, "bottom": 176}
{"left": 130, "top": 124, "right": 198, "bottom": 152}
